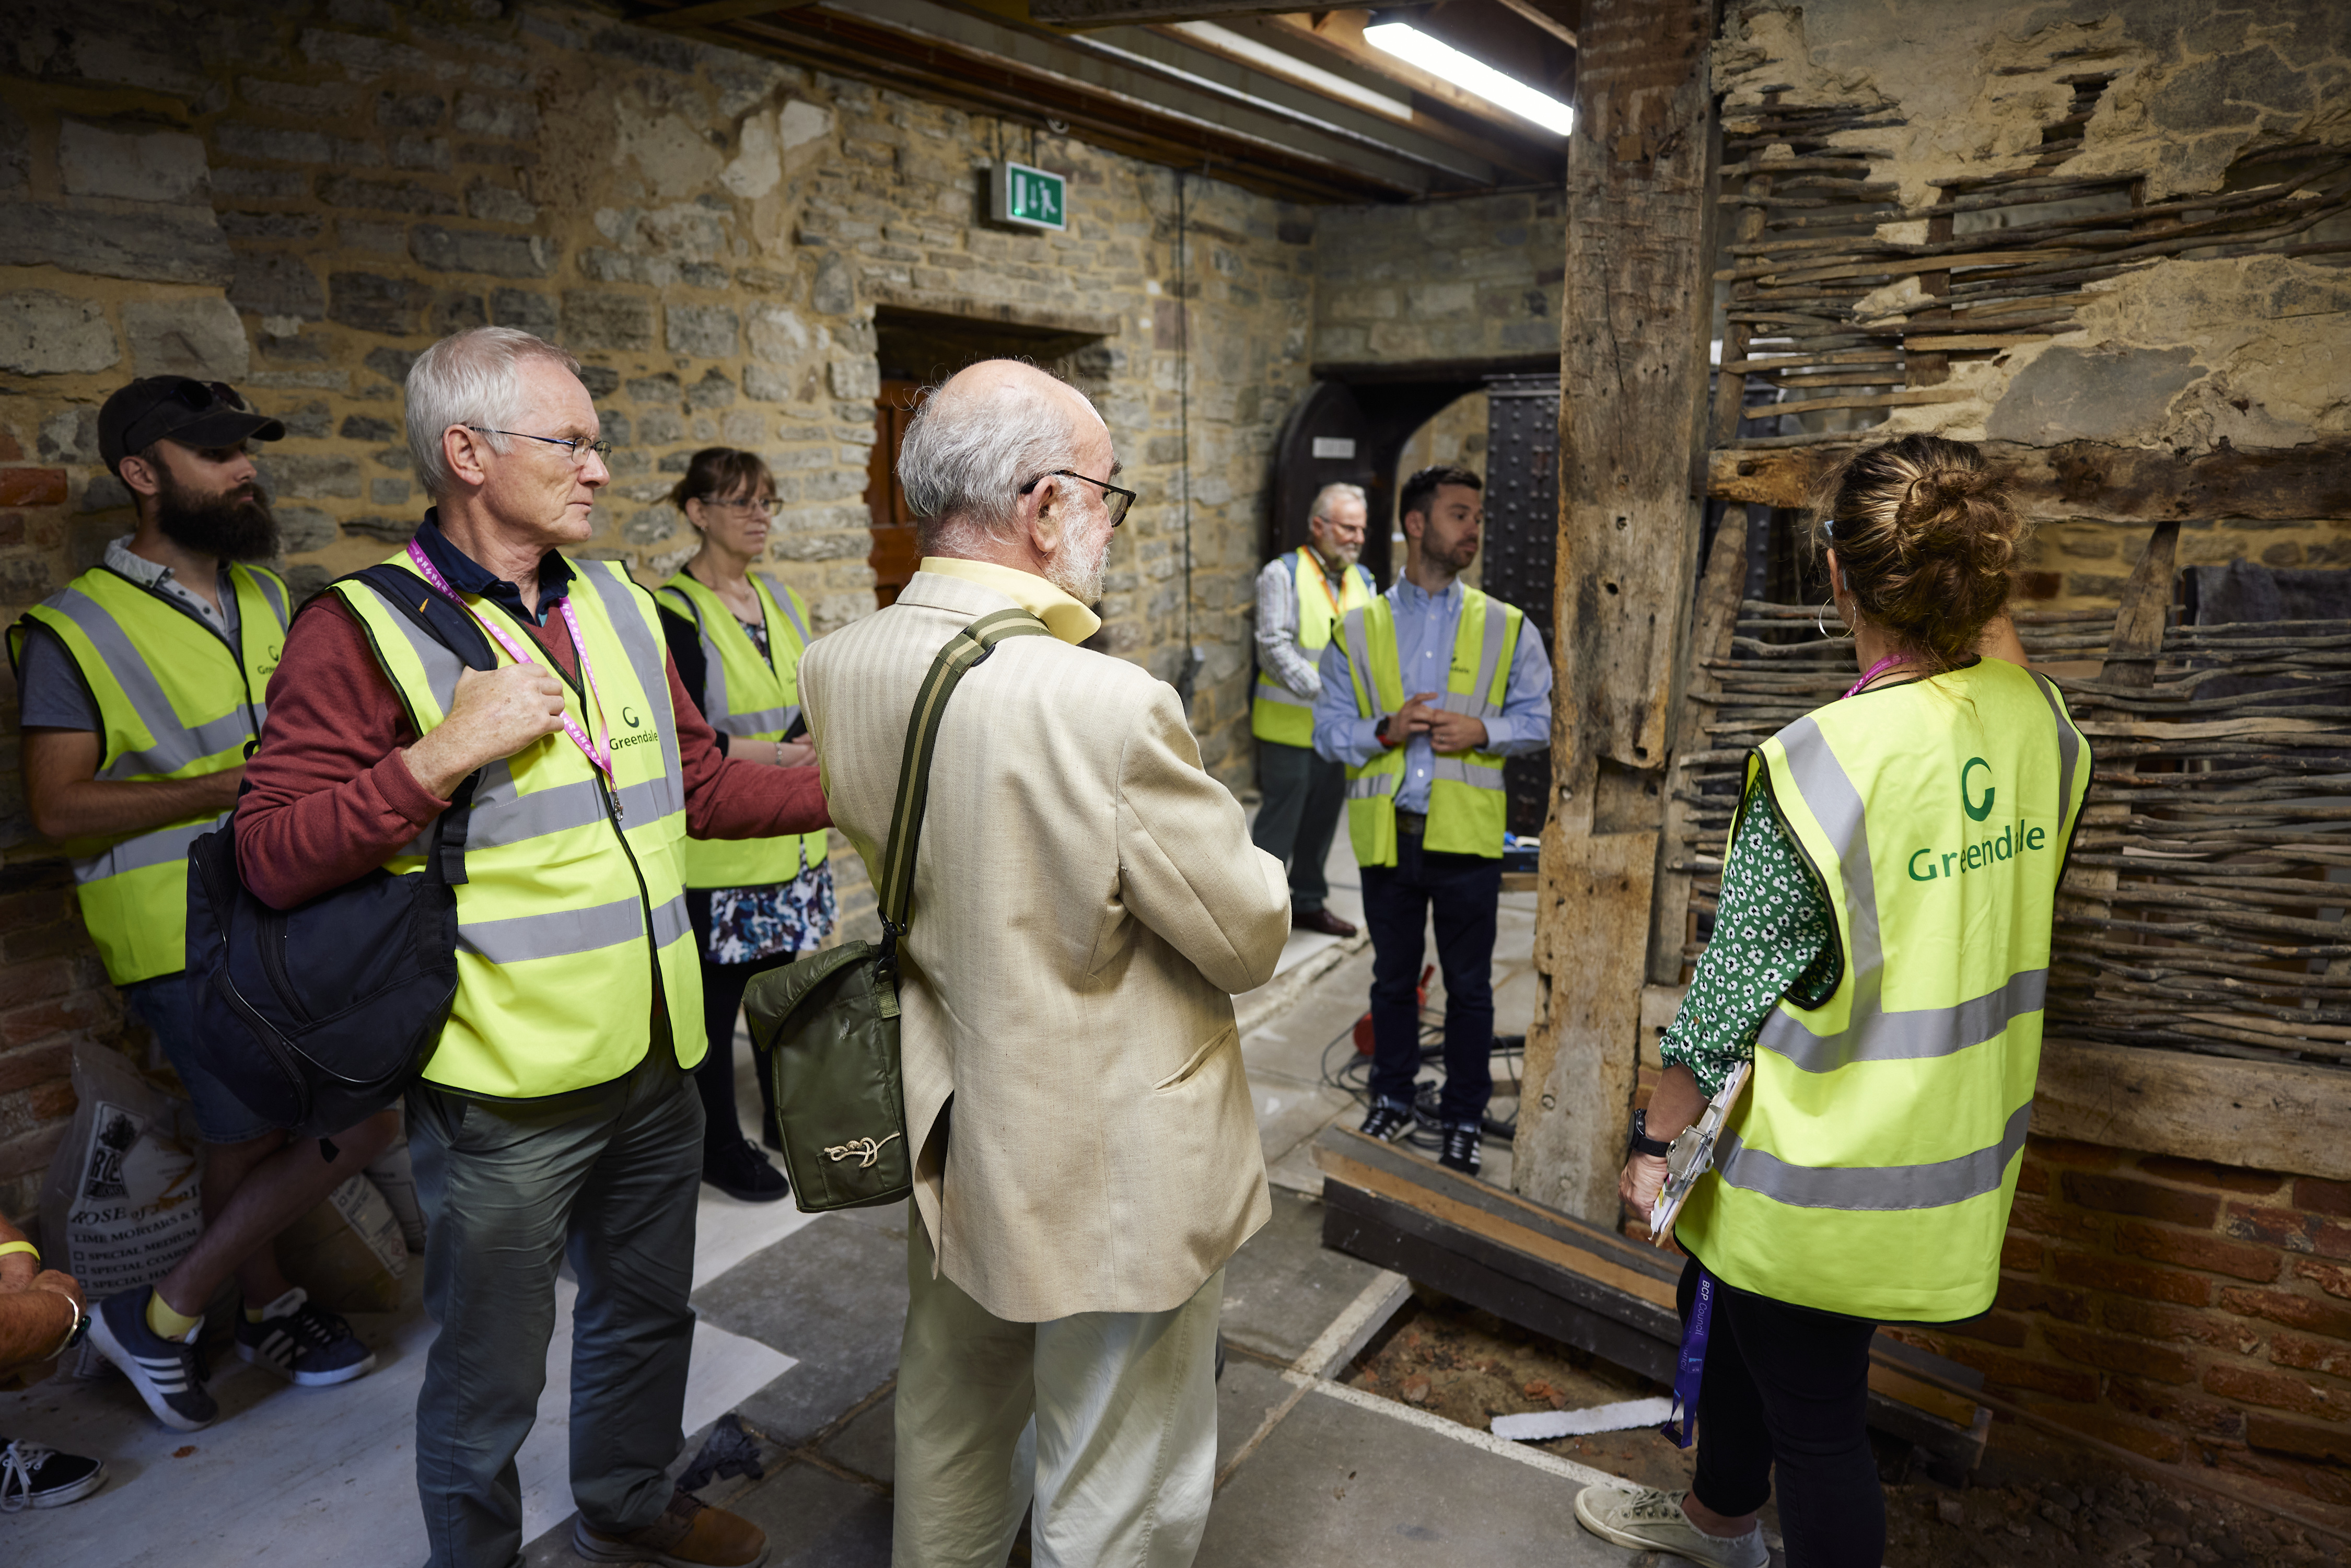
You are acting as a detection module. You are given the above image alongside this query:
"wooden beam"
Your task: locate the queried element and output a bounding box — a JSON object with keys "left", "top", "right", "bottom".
{"left": 633, "top": 0, "right": 814, "bottom": 29}
{"left": 1489, "top": 0, "right": 1579, "bottom": 50}
{"left": 2035, "top": 1038, "right": 2351, "bottom": 1181}
{"left": 1705, "top": 436, "right": 2351, "bottom": 520}
{"left": 1646, "top": 510, "right": 1746, "bottom": 984}
{"left": 1517, "top": 0, "right": 1720, "bottom": 1226}
{"left": 1261, "top": 10, "right": 1571, "bottom": 148}
{"left": 1029, "top": 0, "right": 1306, "bottom": 21}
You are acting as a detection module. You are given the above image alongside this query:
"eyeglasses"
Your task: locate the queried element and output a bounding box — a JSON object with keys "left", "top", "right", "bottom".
{"left": 1019, "top": 470, "right": 1136, "bottom": 528}
{"left": 466, "top": 427, "right": 614, "bottom": 465}
{"left": 699, "top": 495, "right": 776, "bottom": 517}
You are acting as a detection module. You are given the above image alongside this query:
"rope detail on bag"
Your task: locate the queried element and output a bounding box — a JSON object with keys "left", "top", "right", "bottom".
{"left": 823, "top": 1133, "right": 902, "bottom": 1168}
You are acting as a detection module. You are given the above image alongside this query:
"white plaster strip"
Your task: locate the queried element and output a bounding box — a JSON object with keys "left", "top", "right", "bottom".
{"left": 1212, "top": 1268, "right": 1411, "bottom": 1494}
{"left": 1296, "top": 1375, "right": 1626, "bottom": 1490}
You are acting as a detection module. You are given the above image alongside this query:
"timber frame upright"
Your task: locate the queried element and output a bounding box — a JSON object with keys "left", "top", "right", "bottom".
{"left": 1515, "top": 0, "right": 1725, "bottom": 1225}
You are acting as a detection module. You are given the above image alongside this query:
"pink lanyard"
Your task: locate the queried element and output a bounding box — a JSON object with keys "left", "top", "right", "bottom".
{"left": 1842, "top": 654, "right": 1907, "bottom": 700}
{"left": 406, "top": 540, "right": 620, "bottom": 804}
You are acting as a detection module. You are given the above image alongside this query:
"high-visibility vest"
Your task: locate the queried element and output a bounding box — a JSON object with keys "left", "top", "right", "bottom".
{"left": 332, "top": 554, "right": 703, "bottom": 1099}
{"left": 1674, "top": 658, "right": 2091, "bottom": 1323}
{"left": 656, "top": 571, "right": 828, "bottom": 889}
{"left": 1336, "top": 588, "right": 1521, "bottom": 867}
{"left": 1252, "top": 548, "right": 1374, "bottom": 747}
{"left": 8, "top": 563, "right": 290, "bottom": 985}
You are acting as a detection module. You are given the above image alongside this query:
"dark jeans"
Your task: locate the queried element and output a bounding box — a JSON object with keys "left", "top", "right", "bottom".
{"left": 1251, "top": 738, "right": 1345, "bottom": 912}
{"left": 406, "top": 1051, "right": 703, "bottom": 1568}
{"left": 1679, "top": 1253, "right": 1886, "bottom": 1568}
{"left": 686, "top": 887, "right": 796, "bottom": 1155}
{"left": 1361, "top": 829, "right": 1499, "bottom": 1123}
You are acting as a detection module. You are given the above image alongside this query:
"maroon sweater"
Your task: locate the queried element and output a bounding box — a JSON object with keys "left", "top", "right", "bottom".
{"left": 236, "top": 596, "right": 829, "bottom": 909}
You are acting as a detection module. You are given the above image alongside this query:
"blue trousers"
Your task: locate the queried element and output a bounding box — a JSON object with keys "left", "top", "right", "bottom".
{"left": 1361, "top": 830, "right": 1499, "bottom": 1124}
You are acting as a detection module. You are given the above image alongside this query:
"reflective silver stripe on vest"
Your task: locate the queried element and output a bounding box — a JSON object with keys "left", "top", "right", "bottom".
{"left": 70, "top": 812, "right": 227, "bottom": 885}
{"left": 1715, "top": 1101, "right": 2032, "bottom": 1212}
{"left": 648, "top": 890, "right": 691, "bottom": 946}
{"left": 439, "top": 766, "right": 672, "bottom": 853}
{"left": 1439, "top": 600, "right": 1511, "bottom": 720}
{"left": 693, "top": 578, "right": 804, "bottom": 738}
{"left": 756, "top": 574, "right": 810, "bottom": 646}
{"left": 1346, "top": 773, "right": 1398, "bottom": 799}
{"left": 459, "top": 894, "right": 644, "bottom": 963}
{"left": 580, "top": 566, "right": 685, "bottom": 820}
{"left": 1430, "top": 756, "right": 1505, "bottom": 789}
{"left": 45, "top": 588, "right": 257, "bottom": 781}
{"left": 1253, "top": 676, "right": 1312, "bottom": 708}
{"left": 2029, "top": 670, "right": 2081, "bottom": 826}
{"left": 1342, "top": 610, "right": 1387, "bottom": 721}
{"left": 249, "top": 569, "right": 290, "bottom": 629}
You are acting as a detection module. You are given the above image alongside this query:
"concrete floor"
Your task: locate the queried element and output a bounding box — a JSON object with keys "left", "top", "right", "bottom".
{"left": 2, "top": 832, "right": 1649, "bottom": 1567}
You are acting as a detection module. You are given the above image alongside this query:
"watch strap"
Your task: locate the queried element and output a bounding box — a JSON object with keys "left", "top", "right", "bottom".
{"left": 1629, "top": 1109, "right": 1672, "bottom": 1159}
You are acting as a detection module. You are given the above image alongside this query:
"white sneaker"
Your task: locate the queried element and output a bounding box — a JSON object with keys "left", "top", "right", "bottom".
{"left": 1574, "top": 1484, "right": 1768, "bottom": 1568}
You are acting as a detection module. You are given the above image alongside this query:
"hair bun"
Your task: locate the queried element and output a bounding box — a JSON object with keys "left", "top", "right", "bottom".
{"left": 1900, "top": 466, "right": 1990, "bottom": 524}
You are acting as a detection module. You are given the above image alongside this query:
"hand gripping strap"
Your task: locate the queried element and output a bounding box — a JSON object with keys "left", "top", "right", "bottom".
{"left": 875, "top": 608, "right": 1052, "bottom": 940}
{"left": 344, "top": 562, "right": 499, "bottom": 887}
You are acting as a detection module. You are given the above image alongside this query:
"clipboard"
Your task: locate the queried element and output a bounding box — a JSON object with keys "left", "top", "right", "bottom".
{"left": 1648, "top": 1060, "right": 1751, "bottom": 1245}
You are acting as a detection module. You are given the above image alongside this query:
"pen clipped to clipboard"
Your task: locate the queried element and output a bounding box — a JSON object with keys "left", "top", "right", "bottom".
{"left": 1648, "top": 1060, "right": 1751, "bottom": 1245}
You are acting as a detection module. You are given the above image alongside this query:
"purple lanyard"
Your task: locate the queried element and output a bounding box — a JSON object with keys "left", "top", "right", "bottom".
{"left": 1842, "top": 653, "right": 1906, "bottom": 700}
{"left": 1660, "top": 1265, "right": 1715, "bottom": 1449}
{"left": 404, "top": 540, "right": 620, "bottom": 802}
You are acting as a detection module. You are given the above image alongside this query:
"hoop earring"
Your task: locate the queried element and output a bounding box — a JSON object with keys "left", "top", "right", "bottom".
{"left": 1818, "top": 599, "right": 1845, "bottom": 638}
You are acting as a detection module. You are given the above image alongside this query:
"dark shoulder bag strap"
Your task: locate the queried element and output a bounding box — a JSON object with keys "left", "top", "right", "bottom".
{"left": 347, "top": 562, "right": 499, "bottom": 886}
{"left": 874, "top": 608, "right": 1052, "bottom": 967}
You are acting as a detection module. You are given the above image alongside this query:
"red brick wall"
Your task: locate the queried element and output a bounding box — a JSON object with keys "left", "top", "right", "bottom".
{"left": 0, "top": 861, "right": 132, "bottom": 1224}
{"left": 1892, "top": 1136, "right": 2351, "bottom": 1511}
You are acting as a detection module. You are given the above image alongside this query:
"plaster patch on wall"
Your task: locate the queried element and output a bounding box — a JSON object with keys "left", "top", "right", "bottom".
{"left": 611, "top": 87, "right": 723, "bottom": 200}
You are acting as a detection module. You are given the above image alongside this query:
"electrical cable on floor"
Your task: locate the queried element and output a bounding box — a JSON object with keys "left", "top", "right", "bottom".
{"left": 1320, "top": 1017, "right": 1524, "bottom": 1145}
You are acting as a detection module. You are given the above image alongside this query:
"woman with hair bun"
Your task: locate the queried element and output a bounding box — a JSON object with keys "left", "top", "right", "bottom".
{"left": 1578, "top": 435, "right": 2091, "bottom": 1568}
{"left": 656, "top": 447, "right": 834, "bottom": 1203}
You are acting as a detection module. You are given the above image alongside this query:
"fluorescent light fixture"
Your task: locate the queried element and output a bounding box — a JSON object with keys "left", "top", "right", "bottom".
{"left": 1363, "top": 20, "right": 1576, "bottom": 137}
{"left": 1172, "top": 21, "right": 1413, "bottom": 121}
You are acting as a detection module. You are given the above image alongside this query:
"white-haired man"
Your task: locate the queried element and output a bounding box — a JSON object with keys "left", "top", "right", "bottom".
{"left": 1250, "top": 482, "right": 1375, "bottom": 937}
{"left": 798, "top": 360, "right": 1289, "bottom": 1567}
{"left": 235, "top": 327, "right": 828, "bottom": 1568}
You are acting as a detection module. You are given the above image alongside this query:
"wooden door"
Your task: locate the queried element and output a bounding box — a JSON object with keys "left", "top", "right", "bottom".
{"left": 867, "top": 379, "right": 925, "bottom": 608}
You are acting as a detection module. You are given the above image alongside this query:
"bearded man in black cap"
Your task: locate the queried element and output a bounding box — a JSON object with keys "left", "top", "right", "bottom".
{"left": 9, "top": 377, "right": 397, "bottom": 1434}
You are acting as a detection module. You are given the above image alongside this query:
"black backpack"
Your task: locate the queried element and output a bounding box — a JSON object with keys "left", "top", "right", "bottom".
{"left": 182, "top": 564, "right": 491, "bottom": 1140}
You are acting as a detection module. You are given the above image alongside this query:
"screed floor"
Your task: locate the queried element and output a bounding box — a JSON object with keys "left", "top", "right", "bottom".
{"left": 1, "top": 837, "right": 1643, "bottom": 1567}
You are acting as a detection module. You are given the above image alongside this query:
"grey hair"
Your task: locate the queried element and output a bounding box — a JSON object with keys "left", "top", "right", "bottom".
{"left": 405, "top": 326, "right": 584, "bottom": 499}
{"left": 897, "top": 368, "right": 1091, "bottom": 555}
{"left": 1309, "top": 482, "right": 1367, "bottom": 522}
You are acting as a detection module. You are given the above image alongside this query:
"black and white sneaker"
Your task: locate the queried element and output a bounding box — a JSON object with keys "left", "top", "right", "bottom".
{"left": 0, "top": 1437, "right": 107, "bottom": 1511}
{"left": 1438, "top": 1121, "right": 1483, "bottom": 1177}
{"left": 87, "top": 1291, "right": 216, "bottom": 1432}
{"left": 237, "top": 1287, "right": 377, "bottom": 1387}
{"left": 1359, "top": 1099, "right": 1414, "bottom": 1142}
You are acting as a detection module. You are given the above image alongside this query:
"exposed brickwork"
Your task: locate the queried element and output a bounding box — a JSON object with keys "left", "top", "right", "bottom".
{"left": 1899, "top": 1139, "right": 2351, "bottom": 1514}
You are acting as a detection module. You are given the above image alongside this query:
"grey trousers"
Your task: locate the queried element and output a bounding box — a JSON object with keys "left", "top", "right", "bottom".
{"left": 407, "top": 1051, "right": 703, "bottom": 1568}
{"left": 892, "top": 1218, "right": 1224, "bottom": 1568}
{"left": 1250, "top": 737, "right": 1345, "bottom": 912}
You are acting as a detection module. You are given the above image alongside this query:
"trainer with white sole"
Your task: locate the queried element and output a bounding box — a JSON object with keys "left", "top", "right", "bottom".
{"left": 0, "top": 1215, "right": 109, "bottom": 1508}
{"left": 1585, "top": 437, "right": 2086, "bottom": 1568}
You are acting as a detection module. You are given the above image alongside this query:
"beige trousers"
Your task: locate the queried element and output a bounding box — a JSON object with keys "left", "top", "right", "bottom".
{"left": 892, "top": 1217, "right": 1223, "bottom": 1568}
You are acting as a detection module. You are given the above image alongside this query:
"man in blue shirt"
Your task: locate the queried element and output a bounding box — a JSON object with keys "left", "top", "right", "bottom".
{"left": 1312, "top": 466, "right": 1552, "bottom": 1175}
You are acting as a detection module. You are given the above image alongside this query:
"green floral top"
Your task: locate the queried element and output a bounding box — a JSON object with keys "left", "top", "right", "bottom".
{"left": 1659, "top": 775, "right": 1842, "bottom": 1097}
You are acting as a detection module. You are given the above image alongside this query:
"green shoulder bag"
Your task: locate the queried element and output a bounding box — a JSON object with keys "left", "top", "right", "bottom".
{"left": 743, "top": 607, "right": 1050, "bottom": 1212}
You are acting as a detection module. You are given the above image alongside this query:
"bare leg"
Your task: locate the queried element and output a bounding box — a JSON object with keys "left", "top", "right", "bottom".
{"left": 154, "top": 1109, "right": 401, "bottom": 1318}
{"left": 1684, "top": 1493, "right": 1761, "bottom": 1539}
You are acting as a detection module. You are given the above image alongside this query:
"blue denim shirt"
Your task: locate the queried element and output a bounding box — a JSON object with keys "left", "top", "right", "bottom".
{"left": 1310, "top": 577, "right": 1553, "bottom": 814}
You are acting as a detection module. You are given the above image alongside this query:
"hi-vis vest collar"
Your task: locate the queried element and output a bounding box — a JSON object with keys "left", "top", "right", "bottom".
{"left": 8, "top": 563, "right": 290, "bottom": 984}
{"left": 334, "top": 553, "right": 703, "bottom": 1099}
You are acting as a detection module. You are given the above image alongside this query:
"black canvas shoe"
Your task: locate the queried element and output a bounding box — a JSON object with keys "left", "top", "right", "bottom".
{"left": 704, "top": 1139, "right": 790, "bottom": 1203}
{"left": 1438, "top": 1121, "right": 1483, "bottom": 1177}
{"left": 1359, "top": 1099, "right": 1414, "bottom": 1142}
{"left": 0, "top": 1438, "right": 108, "bottom": 1511}
{"left": 87, "top": 1292, "right": 216, "bottom": 1432}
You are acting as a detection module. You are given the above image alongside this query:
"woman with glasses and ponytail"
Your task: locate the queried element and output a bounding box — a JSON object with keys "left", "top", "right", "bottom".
{"left": 656, "top": 448, "right": 835, "bottom": 1202}
{"left": 1576, "top": 435, "right": 2089, "bottom": 1568}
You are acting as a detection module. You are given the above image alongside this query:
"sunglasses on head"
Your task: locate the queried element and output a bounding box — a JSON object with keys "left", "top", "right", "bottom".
{"left": 165, "top": 379, "right": 253, "bottom": 415}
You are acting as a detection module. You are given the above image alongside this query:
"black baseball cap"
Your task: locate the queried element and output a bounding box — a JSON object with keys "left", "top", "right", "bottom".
{"left": 98, "top": 377, "right": 286, "bottom": 475}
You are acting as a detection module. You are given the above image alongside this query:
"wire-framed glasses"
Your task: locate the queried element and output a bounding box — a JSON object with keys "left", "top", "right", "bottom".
{"left": 467, "top": 426, "right": 614, "bottom": 465}
{"left": 1020, "top": 469, "right": 1136, "bottom": 528}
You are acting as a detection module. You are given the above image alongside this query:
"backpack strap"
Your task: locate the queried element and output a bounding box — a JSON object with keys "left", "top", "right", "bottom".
{"left": 874, "top": 608, "right": 1052, "bottom": 964}
{"left": 343, "top": 562, "right": 499, "bottom": 887}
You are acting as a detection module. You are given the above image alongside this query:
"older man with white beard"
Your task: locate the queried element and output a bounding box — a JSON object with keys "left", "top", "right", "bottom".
{"left": 798, "top": 360, "right": 1290, "bottom": 1567}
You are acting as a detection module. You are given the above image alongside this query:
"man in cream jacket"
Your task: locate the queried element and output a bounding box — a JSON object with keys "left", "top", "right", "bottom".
{"left": 799, "top": 361, "right": 1289, "bottom": 1567}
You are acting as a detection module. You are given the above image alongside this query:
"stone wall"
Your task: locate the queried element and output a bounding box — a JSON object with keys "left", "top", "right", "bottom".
{"left": 1311, "top": 189, "right": 1564, "bottom": 368}
{"left": 0, "top": 0, "right": 1324, "bottom": 1218}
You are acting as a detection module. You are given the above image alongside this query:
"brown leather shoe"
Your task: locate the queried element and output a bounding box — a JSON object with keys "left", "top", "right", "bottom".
{"left": 1294, "top": 907, "right": 1359, "bottom": 938}
{"left": 573, "top": 1488, "right": 770, "bottom": 1567}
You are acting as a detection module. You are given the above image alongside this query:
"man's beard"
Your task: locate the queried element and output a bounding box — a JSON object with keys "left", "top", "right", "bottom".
{"left": 1043, "top": 527, "right": 1113, "bottom": 606}
{"left": 1317, "top": 536, "right": 1362, "bottom": 568}
{"left": 155, "top": 469, "right": 280, "bottom": 562}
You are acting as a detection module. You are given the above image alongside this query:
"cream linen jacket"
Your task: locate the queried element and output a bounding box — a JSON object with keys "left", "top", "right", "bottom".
{"left": 799, "top": 568, "right": 1290, "bottom": 1321}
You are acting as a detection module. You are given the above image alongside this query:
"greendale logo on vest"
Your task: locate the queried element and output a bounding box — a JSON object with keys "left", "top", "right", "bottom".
{"left": 1337, "top": 586, "right": 1522, "bottom": 867}
{"left": 1252, "top": 547, "right": 1374, "bottom": 747}
{"left": 7, "top": 563, "right": 291, "bottom": 984}
{"left": 656, "top": 571, "right": 828, "bottom": 889}
{"left": 1673, "top": 659, "right": 2090, "bottom": 1323}
{"left": 334, "top": 554, "right": 703, "bottom": 1099}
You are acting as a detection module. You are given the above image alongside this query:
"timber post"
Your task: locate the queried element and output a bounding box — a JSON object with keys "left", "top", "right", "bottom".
{"left": 1515, "top": 0, "right": 1723, "bottom": 1225}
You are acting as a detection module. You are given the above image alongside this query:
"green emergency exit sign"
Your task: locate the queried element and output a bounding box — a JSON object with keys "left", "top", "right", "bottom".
{"left": 991, "top": 160, "right": 1066, "bottom": 231}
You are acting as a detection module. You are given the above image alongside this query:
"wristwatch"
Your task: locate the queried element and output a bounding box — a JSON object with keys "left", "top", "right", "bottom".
{"left": 1628, "top": 1109, "right": 1672, "bottom": 1159}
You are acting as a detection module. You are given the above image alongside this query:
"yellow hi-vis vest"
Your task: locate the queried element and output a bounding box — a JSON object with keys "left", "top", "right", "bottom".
{"left": 655, "top": 571, "right": 828, "bottom": 889}
{"left": 1674, "top": 658, "right": 2090, "bottom": 1323}
{"left": 1252, "top": 548, "right": 1374, "bottom": 747}
{"left": 1336, "top": 588, "right": 1521, "bottom": 867}
{"left": 8, "top": 563, "right": 290, "bottom": 984}
{"left": 332, "top": 554, "right": 702, "bottom": 1099}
